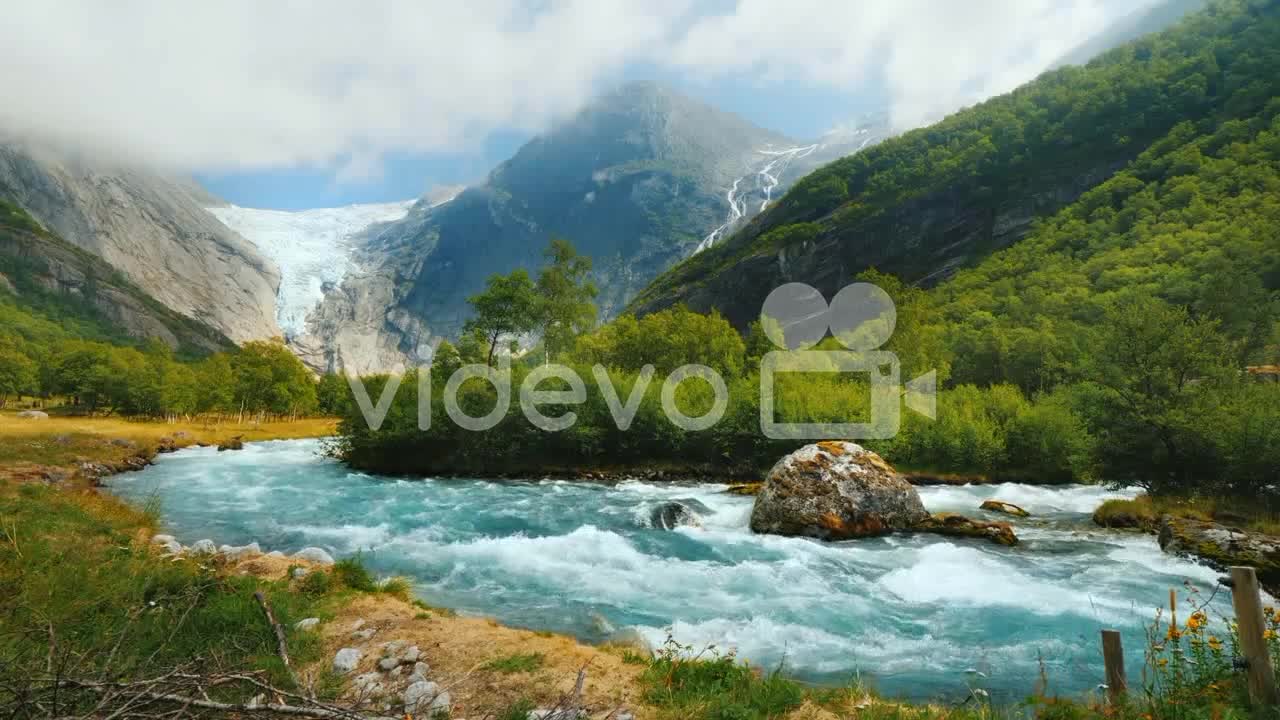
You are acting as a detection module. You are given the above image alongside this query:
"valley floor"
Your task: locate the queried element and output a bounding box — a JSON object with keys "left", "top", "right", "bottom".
{"left": 0, "top": 415, "right": 1273, "bottom": 719}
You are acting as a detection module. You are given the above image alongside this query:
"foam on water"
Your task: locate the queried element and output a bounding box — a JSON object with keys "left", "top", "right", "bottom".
{"left": 108, "top": 440, "right": 1226, "bottom": 700}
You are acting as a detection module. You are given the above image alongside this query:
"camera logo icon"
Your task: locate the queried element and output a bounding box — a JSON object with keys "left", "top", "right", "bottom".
{"left": 759, "top": 282, "right": 936, "bottom": 440}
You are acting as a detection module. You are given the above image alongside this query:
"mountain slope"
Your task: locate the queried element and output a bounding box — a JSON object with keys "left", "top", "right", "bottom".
{"left": 0, "top": 200, "right": 234, "bottom": 354}
{"left": 0, "top": 142, "right": 281, "bottom": 342}
{"left": 374, "top": 82, "right": 799, "bottom": 341}
{"left": 630, "top": 0, "right": 1280, "bottom": 329}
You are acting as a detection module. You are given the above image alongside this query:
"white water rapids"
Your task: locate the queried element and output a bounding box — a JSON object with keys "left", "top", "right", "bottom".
{"left": 107, "top": 439, "right": 1233, "bottom": 701}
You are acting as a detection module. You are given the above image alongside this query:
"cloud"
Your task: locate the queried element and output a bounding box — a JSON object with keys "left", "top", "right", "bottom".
{"left": 0, "top": 0, "right": 1155, "bottom": 177}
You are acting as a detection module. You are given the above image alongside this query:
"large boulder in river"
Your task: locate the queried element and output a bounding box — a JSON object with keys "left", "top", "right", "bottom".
{"left": 650, "top": 499, "right": 711, "bottom": 530}
{"left": 750, "top": 441, "right": 929, "bottom": 539}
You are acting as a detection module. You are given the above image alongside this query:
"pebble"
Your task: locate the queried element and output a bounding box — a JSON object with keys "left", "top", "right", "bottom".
{"left": 292, "top": 546, "right": 335, "bottom": 565}
{"left": 188, "top": 539, "right": 217, "bottom": 555}
{"left": 333, "top": 648, "right": 362, "bottom": 674}
{"left": 294, "top": 618, "right": 320, "bottom": 631}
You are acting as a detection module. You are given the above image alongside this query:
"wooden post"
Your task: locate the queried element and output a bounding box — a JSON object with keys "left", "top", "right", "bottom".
{"left": 1230, "top": 566, "right": 1280, "bottom": 708}
{"left": 1101, "top": 630, "right": 1127, "bottom": 704}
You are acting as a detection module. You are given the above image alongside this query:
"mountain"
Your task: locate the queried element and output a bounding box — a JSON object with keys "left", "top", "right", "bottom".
{"left": 300, "top": 81, "right": 879, "bottom": 372}
{"left": 394, "top": 82, "right": 799, "bottom": 332}
{"left": 0, "top": 200, "right": 234, "bottom": 354}
{"left": 0, "top": 141, "right": 281, "bottom": 342}
{"left": 629, "top": 0, "right": 1280, "bottom": 329}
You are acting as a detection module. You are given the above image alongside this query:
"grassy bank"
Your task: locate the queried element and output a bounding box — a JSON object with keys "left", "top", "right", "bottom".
{"left": 0, "top": 412, "right": 336, "bottom": 479}
{"left": 1094, "top": 494, "right": 1280, "bottom": 536}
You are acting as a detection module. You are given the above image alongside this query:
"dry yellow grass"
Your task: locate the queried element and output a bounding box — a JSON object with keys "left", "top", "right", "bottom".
{"left": 0, "top": 413, "right": 336, "bottom": 479}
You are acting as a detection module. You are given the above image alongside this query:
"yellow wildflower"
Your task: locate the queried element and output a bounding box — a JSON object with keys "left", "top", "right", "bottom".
{"left": 1265, "top": 629, "right": 1276, "bottom": 641}
{"left": 1208, "top": 636, "right": 1223, "bottom": 651}
{"left": 1186, "top": 612, "right": 1207, "bottom": 631}
{"left": 1158, "top": 658, "right": 1169, "bottom": 668}
{"left": 1167, "top": 625, "right": 1182, "bottom": 641}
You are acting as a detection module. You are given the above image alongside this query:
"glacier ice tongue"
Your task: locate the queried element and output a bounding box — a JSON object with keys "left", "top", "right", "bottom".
{"left": 208, "top": 201, "right": 413, "bottom": 337}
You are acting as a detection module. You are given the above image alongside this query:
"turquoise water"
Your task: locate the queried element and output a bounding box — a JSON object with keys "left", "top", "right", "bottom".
{"left": 107, "top": 439, "right": 1230, "bottom": 701}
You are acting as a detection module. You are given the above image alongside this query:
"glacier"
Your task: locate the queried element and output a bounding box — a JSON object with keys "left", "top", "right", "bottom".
{"left": 208, "top": 201, "right": 413, "bottom": 337}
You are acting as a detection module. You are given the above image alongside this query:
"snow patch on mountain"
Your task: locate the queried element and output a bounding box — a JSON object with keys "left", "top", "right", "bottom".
{"left": 208, "top": 201, "right": 413, "bottom": 337}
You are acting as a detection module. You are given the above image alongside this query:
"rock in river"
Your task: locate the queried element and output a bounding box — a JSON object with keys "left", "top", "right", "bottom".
{"left": 915, "top": 513, "right": 1019, "bottom": 547}
{"left": 749, "top": 441, "right": 928, "bottom": 540}
{"left": 650, "top": 499, "right": 712, "bottom": 530}
{"left": 980, "top": 500, "right": 1030, "bottom": 518}
{"left": 1158, "top": 516, "right": 1280, "bottom": 592}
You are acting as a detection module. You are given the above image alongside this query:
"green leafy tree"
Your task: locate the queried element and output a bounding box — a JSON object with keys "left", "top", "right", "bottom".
{"left": 536, "top": 238, "right": 598, "bottom": 362}
{"left": 463, "top": 269, "right": 540, "bottom": 366}
{"left": 1081, "top": 295, "right": 1235, "bottom": 492}
{"left": 431, "top": 340, "right": 463, "bottom": 379}
{"left": 0, "top": 347, "right": 37, "bottom": 408}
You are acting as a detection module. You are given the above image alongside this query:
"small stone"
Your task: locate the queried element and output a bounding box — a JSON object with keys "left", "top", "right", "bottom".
{"left": 352, "top": 672, "right": 384, "bottom": 696}
{"left": 16, "top": 410, "right": 48, "bottom": 420}
{"left": 350, "top": 619, "right": 366, "bottom": 631}
{"left": 409, "top": 662, "right": 430, "bottom": 682}
{"left": 291, "top": 567, "right": 309, "bottom": 579}
{"left": 382, "top": 640, "right": 407, "bottom": 656}
{"left": 294, "top": 618, "right": 320, "bottom": 631}
{"left": 528, "top": 709, "right": 587, "bottom": 720}
{"left": 293, "top": 547, "right": 335, "bottom": 565}
{"left": 266, "top": 550, "right": 286, "bottom": 558}
{"left": 403, "top": 681, "right": 449, "bottom": 715}
{"left": 378, "top": 657, "right": 400, "bottom": 671}
{"left": 151, "top": 534, "right": 176, "bottom": 545}
{"left": 188, "top": 539, "right": 217, "bottom": 555}
{"left": 224, "top": 542, "right": 262, "bottom": 561}
{"left": 387, "top": 665, "right": 402, "bottom": 677}
{"left": 333, "top": 647, "right": 362, "bottom": 674}
{"left": 401, "top": 645, "right": 420, "bottom": 663}
{"left": 352, "top": 628, "right": 378, "bottom": 641}
{"left": 109, "top": 438, "right": 136, "bottom": 448}
{"left": 159, "top": 540, "right": 182, "bottom": 555}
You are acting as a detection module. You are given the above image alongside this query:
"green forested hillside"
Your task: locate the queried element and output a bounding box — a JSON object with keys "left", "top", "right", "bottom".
{"left": 630, "top": 0, "right": 1280, "bottom": 327}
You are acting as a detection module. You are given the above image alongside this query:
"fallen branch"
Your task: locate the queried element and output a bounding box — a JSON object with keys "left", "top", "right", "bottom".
{"left": 254, "top": 590, "right": 303, "bottom": 697}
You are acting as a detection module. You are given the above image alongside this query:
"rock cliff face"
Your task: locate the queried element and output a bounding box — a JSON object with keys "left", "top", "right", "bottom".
{"left": 0, "top": 201, "right": 234, "bottom": 353}
{"left": 0, "top": 141, "right": 280, "bottom": 342}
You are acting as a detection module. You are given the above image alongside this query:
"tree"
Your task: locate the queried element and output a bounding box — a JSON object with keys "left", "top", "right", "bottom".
{"left": 316, "top": 372, "right": 350, "bottom": 416}
{"left": 1081, "top": 295, "right": 1235, "bottom": 493}
{"left": 0, "top": 347, "right": 37, "bottom": 408}
{"left": 535, "top": 238, "right": 597, "bottom": 362}
{"left": 431, "top": 340, "right": 463, "bottom": 379}
{"left": 463, "top": 269, "right": 540, "bottom": 366}
{"left": 232, "top": 341, "right": 317, "bottom": 418}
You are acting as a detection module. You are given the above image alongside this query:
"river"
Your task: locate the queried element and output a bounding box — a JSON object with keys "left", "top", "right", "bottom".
{"left": 107, "top": 438, "right": 1229, "bottom": 701}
